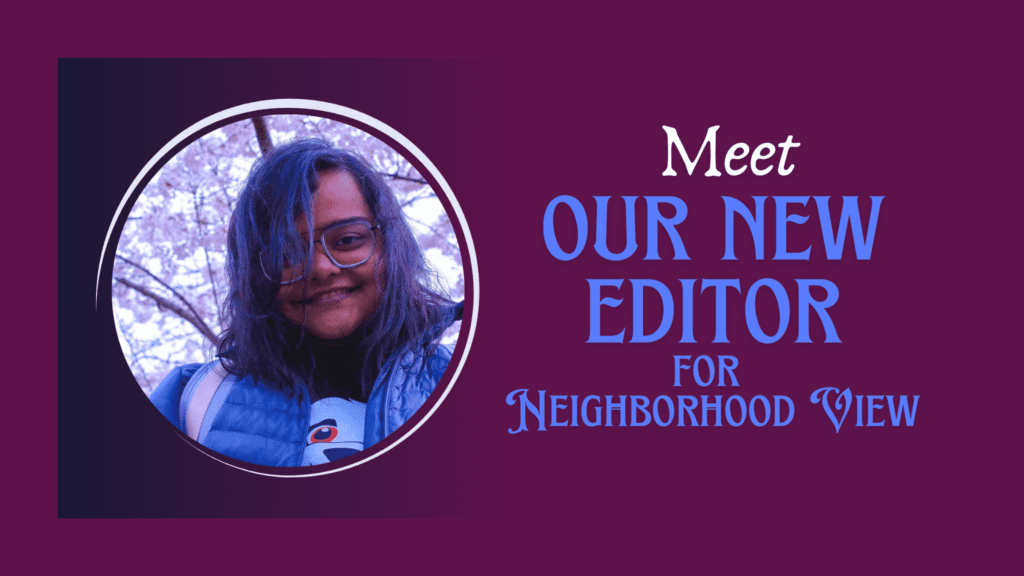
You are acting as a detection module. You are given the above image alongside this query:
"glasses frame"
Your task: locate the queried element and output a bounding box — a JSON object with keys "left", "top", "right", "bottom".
{"left": 261, "top": 219, "right": 382, "bottom": 285}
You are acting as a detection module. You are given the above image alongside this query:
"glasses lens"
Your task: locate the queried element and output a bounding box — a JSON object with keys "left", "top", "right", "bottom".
{"left": 323, "top": 221, "right": 375, "bottom": 267}
{"left": 262, "top": 221, "right": 375, "bottom": 285}
{"left": 262, "top": 249, "right": 305, "bottom": 284}
{"left": 280, "top": 259, "right": 304, "bottom": 284}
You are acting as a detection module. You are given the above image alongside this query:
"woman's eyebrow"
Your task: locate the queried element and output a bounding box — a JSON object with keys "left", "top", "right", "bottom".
{"left": 301, "top": 217, "right": 372, "bottom": 236}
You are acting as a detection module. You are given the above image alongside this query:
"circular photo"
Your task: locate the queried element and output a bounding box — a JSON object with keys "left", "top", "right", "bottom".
{"left": 110, "top": 106, "right": 473, "bottom": 473}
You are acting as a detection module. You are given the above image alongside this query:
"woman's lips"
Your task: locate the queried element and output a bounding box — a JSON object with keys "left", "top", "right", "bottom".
{"left": 292, "top": 286, "right": 359, "bottom": 306}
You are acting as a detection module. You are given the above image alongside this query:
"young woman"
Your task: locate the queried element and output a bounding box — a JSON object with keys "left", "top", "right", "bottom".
{"left": 149, "top": 139, "right": 461, "bottom": 467}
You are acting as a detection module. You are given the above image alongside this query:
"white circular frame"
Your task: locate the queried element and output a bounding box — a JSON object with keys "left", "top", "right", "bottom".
{"left": 97, "top": 99, "right": 479, "bottom": 478}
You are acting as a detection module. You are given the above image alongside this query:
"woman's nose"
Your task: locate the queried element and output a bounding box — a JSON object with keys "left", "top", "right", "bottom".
{"left": 307, "top": 244, "right": 341, "bottom": 279}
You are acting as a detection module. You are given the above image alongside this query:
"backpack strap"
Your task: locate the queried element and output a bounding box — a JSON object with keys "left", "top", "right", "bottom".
{"left": 180, "top": 360, "right": 233, "bottom": 442}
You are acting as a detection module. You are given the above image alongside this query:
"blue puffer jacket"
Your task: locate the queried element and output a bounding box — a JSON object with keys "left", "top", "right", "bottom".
{"left": 149, "top": 344, "right": 453, "bottom": 467}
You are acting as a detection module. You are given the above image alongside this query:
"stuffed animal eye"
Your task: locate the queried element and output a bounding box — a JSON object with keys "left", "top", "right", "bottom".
{"left": 308, "top": 426, "right": 338, "bottom": 443}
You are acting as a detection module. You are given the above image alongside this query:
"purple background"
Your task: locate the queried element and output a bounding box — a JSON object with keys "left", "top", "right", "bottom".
{"left": 32, "top": 7, "right": 1021, "bottom": 572}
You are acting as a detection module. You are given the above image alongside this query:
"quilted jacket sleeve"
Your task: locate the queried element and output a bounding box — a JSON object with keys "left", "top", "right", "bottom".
{"left": 364, "top": 345, "right": 453, "bottom": 448}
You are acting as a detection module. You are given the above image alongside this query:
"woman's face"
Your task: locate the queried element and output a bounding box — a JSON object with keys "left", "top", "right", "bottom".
{"left": 277, "top": 170, "right": 383, "bottom": 340}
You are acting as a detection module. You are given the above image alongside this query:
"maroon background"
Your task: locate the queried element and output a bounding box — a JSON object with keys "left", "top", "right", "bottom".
{"left": 29, "top": 4, "right": 1021, "bottom": 573}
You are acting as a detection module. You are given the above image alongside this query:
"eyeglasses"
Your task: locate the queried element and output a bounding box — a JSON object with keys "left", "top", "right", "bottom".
{"left": 261, "top": 219, "right": 381, "bottom": 285}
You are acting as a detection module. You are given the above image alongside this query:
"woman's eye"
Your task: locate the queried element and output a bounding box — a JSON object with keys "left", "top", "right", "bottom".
{"left": 329, "top": 234, "right": 367, "bottom": 251}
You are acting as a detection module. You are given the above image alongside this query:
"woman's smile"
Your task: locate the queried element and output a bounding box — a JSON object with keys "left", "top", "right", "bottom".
{"left": 291, "top": 285, "right": 361, "bottom": 306}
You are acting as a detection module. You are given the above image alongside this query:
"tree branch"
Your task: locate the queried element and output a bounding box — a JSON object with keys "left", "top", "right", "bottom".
{"left": 400, "top": 191, "right": 433, "bottom": 208}
{"left": 190, "top": 183, "right": 221, "bottom": 312}
{"left": 252, "top": 116, "right": 274, "bottom": 155}
{"left": 115, "top": 277, "right": 218, "bottom": 345}
{"left": 115, "top": 255, "right": 213, "bottom": 339}
{"left": 404, "top": 214, "right": 460, "bottom": 255}
{"left": 381, "top": 172, "right": 428, "bottom": 185}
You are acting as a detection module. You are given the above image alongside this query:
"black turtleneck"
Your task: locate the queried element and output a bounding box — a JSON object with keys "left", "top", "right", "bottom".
{"left": 307, "top": 333, "right": 364, "bottom": 402}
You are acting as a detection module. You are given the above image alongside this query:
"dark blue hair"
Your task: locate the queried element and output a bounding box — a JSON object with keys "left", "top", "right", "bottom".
{"left": 218, "top": 138, "right": 457, "bottom": 399}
